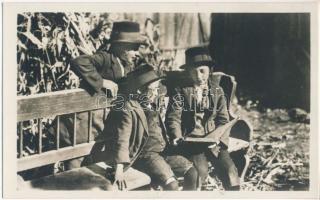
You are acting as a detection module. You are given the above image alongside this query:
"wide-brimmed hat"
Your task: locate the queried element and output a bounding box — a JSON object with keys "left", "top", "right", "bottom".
{"left": 118, "top": 64, "right": 163, "bottom": 94}
{"left": 110, "top": 21, "right": 147, "bottom": 45}
{"left": 180, "top": 46, "right": 214, "bottom": 69}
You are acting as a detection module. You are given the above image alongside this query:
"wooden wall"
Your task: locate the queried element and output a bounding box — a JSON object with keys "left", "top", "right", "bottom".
{"left": 210, "top": 13, "right": 310, "bottom": 110}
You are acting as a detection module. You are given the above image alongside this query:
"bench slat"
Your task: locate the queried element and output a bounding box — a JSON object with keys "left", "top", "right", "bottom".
{"left": 19, "top": 122, "right": 23, "bottom": 158}
{"left": 38, "top": 119, "right": 42, "bottom": 154}
{"left": 73, "top": 113, "right": 77, "bottom": 146}
{"left": 56, "top": 116, "right": 60, "bottom": 150}
{"left": 17, "top": 89, "right": 113, "bottom": 121}
{"left": 18, "top": 142, "right": 98, "bottom": 172}
{"left": 19, "top": 163, "right": 151, "bottom": 191}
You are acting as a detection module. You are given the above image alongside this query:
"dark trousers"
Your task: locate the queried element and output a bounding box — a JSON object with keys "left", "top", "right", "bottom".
{"left": 207, "top": 148, "right": 240, "bottom": 190}
{"left": 181, "top": 143, "right": 240, "bottom": 190}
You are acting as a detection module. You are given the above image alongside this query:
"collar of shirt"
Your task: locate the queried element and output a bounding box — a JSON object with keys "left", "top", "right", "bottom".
{"left": 146, "top": 103, "right": 153, "bottom": 110}
{"left": 194, "top": 84, "right": 208, "bottom": 100}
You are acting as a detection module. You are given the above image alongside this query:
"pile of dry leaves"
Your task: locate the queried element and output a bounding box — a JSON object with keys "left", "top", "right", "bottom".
{"left": 238, "top": 102, "right": 310, "bottom": 191}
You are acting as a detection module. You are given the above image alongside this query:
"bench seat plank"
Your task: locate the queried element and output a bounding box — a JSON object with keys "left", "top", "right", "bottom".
{"left": 18, "top": 162, "right": 151, "bottom": 191}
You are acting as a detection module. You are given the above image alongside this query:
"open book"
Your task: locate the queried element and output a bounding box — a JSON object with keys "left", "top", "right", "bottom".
{"left": 183, "top": 117, "right": 239, "bottom": 144}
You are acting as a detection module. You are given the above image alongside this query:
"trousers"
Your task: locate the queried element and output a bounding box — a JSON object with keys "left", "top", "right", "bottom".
{"left": 177, "top": 143, "right": 240, "bottom": 190}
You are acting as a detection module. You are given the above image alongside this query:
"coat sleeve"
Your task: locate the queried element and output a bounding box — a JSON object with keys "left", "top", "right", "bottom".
{"left": 215, "top": 88, "right": 230, "bottom": 127}
{"left": 165, "top": 89, "right": 184, "bottom": 140}
{"left": 107, "top": 109, "right": 132, "bottom": 165}
{"left": 70, "top": 51, "right": 108, "bottom": 93}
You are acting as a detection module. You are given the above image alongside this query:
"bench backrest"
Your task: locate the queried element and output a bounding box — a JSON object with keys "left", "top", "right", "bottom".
{"left": 17, "top": 89, "right": 113, "bottom": 172}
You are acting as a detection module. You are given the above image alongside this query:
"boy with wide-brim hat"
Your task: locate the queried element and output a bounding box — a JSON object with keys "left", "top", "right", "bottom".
{"left": 165, "top": 46, "right": 240, "bottom": 190}
{"left": 104, "top": 65, "right": 198, "bottom": 190}
{"left": 72, "top": 21, "right": 148, "bottom": 96}
{"left": 47, "top": 21, "right": 148, "bottom": 170}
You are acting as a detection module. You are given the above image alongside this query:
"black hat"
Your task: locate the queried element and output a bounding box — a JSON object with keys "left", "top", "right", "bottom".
{"left": 110, "top": 21, "right": 147, "bottom": 45}
{"left": 119, "top": 64, "right": 163, "bottom": 94}
{"left": 180, "top": 46, "right": 214, "bottom": 69}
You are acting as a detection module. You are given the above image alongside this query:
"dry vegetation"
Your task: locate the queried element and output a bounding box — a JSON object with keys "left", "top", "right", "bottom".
{"left": 238, "top": 102, "right": 309, "bottom": 191}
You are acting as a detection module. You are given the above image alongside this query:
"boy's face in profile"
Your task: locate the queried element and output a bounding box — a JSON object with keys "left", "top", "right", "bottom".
{"left": 139, "top": 80, "right": 161, "bottom": 104}
{"left": 188, "top": 65, "right": 210, "bottom": 86}
{"left": 115, "top": 43, "right": 140, "bottom": 67}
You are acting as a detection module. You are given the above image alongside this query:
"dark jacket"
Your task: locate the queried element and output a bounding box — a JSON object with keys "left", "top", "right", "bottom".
{"left": 70, "top": 50, "right": 124, "bottom": 93}
{"left": 103, "top": 100, "right": 149, "bottom": 170}
{"left": 165, "top": 74, "right": 230, "bottom": 146}
{"left": 48, "top": 51, "right": 124, "bottom": 150}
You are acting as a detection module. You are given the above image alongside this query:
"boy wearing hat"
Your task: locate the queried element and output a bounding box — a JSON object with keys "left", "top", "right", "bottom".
{"left": 104, "top": 65, "right": 198, "bottom": 191}
{"left": 165, "top": 46, "right": 240, "bottom": 190}
{"left": 48, "top": 21, "right": 147, "bottom": 170}
{"left": 71, "top": 21, "right": 147, "bottom": 96}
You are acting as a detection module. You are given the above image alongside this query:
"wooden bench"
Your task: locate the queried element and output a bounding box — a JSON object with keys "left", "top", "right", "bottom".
{"left": 17, "top": 72, "right": 251, "bottom": 190}
{"left": 17, "top": 89, "right": 151, "bottom": 190}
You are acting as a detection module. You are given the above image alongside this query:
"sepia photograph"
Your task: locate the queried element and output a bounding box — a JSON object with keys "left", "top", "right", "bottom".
{"left": 2, "top": 1, "right": 319, "bottom": 199}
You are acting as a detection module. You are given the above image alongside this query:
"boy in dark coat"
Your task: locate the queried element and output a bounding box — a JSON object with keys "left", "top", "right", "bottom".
{"left": 104, "top": 65, "right": 198, "bottom": 190}
{"left": 48, "top": 21, "right": 147, "bottom": 169}
{"left": 165, "top": 46, "right": 240, "bottom": 190}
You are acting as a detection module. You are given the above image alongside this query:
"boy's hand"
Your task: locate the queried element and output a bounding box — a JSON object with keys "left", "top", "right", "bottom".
{"left": 102, "top": 79, "right": 118, "bottom": 97}
{"left": 172, "top": 137, "right": 184, "bottom": 146}
{"left": 114, "top": 164, "right": 127, "bottom": 190}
